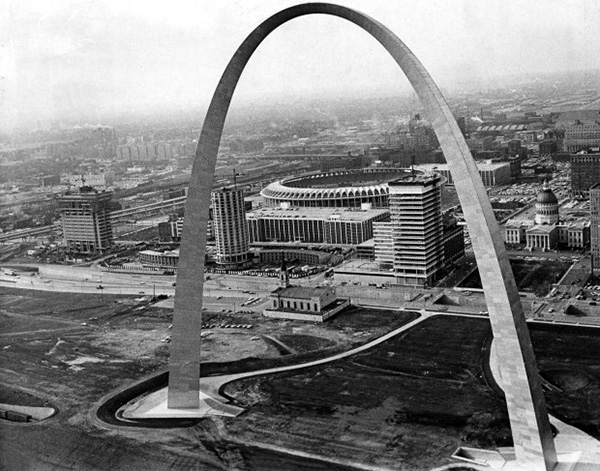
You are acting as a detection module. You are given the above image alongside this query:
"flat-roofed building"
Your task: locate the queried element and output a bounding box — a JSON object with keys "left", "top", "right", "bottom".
{"left": 564, "top": 123, "right": 600, "bottom": 153}
{"left": 59, "top": 187, "right": 113, "bottom": 253}
{"left": 591, "top": 184, "right": 600, "bottom": 272}
{"left": 264, "top": 285, "right": 349, "bottom": 322}
{"left": 465, "top": 136, "right": 494, "bottom": 152}
{"left": 416, "top": 161, "right": 511, "bottom": 187}
{"left": 247, "top": 205, "right": 390, "bottom": 246}
{"left": 258, "top": 249, "right": 332, "bottom": 265}
{"left": 571, "top": 148, "right": 600, "bottom": 198}
{"left": 139, "top": 249, "right": 179, "bottom": 268}
{"left": 212, "top": 187, "right": 250, "bottom": 269}
{"left": 388, "top": 174, "right": 444, "bottom": 286}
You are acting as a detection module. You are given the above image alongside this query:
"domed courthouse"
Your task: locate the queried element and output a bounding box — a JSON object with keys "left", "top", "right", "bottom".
{"left": 534, "top": 180, "right": 559, "bottom": 225}
{"left": 505, "top": 180, "right": 589, "bottom": 250}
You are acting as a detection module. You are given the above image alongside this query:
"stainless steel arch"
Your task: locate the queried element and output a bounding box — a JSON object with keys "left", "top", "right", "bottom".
{"left": 168, "top": 3, "right": 556, "bottom": 469}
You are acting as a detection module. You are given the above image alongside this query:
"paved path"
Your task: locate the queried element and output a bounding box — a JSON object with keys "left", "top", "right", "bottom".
{"left": 123, "top": 311, "right": 429, "bottom": 419}
{"left": 489, "top": 338, "right": 600, "bottom": 471}
{"left": 121, "top": 309, "right": 600, "bottom": 469}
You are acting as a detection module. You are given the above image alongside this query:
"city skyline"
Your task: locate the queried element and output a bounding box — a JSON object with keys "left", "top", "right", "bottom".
{"left": 2, "top": 0, "right": 600, "bottom": 131}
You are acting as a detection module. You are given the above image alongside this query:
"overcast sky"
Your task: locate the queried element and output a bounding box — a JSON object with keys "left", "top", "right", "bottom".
{"left": 1, "top": 0, "right": 600, "bottom": 131}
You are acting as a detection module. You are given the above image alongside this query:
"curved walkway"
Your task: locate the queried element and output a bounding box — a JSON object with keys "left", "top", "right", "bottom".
{"left": 121, "top": 311, "right": 429, "bottom": 419}
{"left": 489, "top": 339, "right": 600, "bottom": 471}
{"left": 116, "top": 309, "right": 600, "bottom": 469}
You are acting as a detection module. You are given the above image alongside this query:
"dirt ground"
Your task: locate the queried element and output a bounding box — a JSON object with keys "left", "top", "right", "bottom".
{"left": 2, "top": 285, "right": 598, "bottom": 471}
{"left": 223, "top": 316, "right": 600, "bottom": 471}
{"left": 223, "top": 316, "right": 505, "bottom": 471}
{"left": 0, "top": 287, "right": 415, "bottom": 470}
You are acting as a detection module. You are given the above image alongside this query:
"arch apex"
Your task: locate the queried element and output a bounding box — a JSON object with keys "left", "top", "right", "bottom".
{"left": 167, "top": 5, "right": 557, "bottom": 470}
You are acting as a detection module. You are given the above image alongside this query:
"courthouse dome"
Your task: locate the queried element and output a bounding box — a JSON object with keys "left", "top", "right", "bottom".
{"left": 534, "top": 179, "right": 559, "bottom": 225}
{"left": 537, "top": 180, "right": 558, "bottom": 205}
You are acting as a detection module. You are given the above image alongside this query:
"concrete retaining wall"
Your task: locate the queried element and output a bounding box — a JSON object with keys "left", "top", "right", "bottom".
{"left": 263, "top": 300, "right": 350, "bottom": 322}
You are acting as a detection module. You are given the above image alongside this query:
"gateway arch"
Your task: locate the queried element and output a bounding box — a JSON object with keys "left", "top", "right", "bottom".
{"left": 168, "top": 4, "right": 557, "bottom": 469}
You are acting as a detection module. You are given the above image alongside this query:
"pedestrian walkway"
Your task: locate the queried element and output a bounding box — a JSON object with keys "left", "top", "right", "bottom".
{"left": 121, "top": 312, "right": 429, "bottom": 419}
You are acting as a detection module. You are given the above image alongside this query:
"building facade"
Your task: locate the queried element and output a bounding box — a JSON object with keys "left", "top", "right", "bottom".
{"left": 264, "top": 285, "right": 349, "bottom": 322}
{"left": 556, "top": 222, "right": 590, "bottom": 249}
{"left": 563, "top": 123, "right": 600, "bottom": 153}
{"left": 526, "top": 225, "right": 557, "bottom": 250}
{"left": 59, "top": 188, "right": 113, "bottom": 253}
{"left": 158, "top": 217, "right": 214, "bottom": 242}
{"left": 591, "top": 183, "right": 600, "bottom": 272}
{"left": 388, "top": 174, "right": 444, "bottom": 286}
{"left": 247, "top": 205, "right": 390, "bottom": 246}
{"left": 211, "top": 187, "right": 250, "bottom": 268}
{"left": 505, "top": 220, "right": 534, "bottom": 244}
{"left": 258, "top": 249, "right": 332, "bottom": 266}
{"left": 571, "top": 148, "right": 600, "bottom": 198}
{"left": 139, "top": 249, "right": 180, "bottom": 268}
{"left": 373, "top": 221, "right": 394, "bottom": 264}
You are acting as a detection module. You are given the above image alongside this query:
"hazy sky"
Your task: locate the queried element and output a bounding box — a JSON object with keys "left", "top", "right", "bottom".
{"left": 1, "top": 0, "right": 600, "bottom": 131}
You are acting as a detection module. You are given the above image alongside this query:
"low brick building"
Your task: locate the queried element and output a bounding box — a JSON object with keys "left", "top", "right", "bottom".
{"left": 264, "top": 285, "right": 349, "bottom": 322}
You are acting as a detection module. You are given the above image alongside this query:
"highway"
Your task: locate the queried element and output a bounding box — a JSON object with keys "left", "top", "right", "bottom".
{"left": 0, "top": 265, "right": 273, "bottom": 313}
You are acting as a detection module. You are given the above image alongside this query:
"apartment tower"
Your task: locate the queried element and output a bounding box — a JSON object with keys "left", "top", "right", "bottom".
{"left": 211, "top": 187, "right": 250, "bottom": 269}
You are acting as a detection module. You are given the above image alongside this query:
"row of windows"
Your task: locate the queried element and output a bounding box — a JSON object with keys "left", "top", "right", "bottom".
{"left": 273, "top": 299, "right": 319, "bottom": 311}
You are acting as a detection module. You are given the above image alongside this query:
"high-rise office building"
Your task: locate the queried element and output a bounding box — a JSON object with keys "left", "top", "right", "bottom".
{"left": 59, "top": 187, "right": 113, "bottom": 253}
{"left": 388, "top": 174, "right": 444, "bottom": 286}
{"left": 571, "top": 148, "right": 600, "bottom": 198}
{"left": 211, "top": 187, "right": 250, "bottom": 269}
{"left": 590, "top": 183, "right": 600, "bottom": 272}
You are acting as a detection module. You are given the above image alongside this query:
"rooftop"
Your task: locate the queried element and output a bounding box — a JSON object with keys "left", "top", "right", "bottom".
{"left": 505, "top": 219, "right": 534, "bottom": 228}
{"left": 271, "top": 285, "right": 331, "bottom": 299}
{"left": 139, "top": 249, "right": 179, "bottom": 256}
{"left": 415, "top": 161, "right": 510, "bottom": 171}
{"left": 247, "top": 207, "right": 390, "bottom": 222}
{"left": 527, "top": 225, "right": 557, "bottom": 234}
{"left": 388, "top": 174, "right": 440, "bottom": 186}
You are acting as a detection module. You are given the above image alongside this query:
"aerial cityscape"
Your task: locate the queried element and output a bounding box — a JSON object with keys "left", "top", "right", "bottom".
{"left": 2, "top": 1, "right": 600, "bottom": 470}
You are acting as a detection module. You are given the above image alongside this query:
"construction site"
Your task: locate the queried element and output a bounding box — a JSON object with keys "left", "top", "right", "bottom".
{"left": 1, "top": 284, "right": 599, "bottom": 470}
